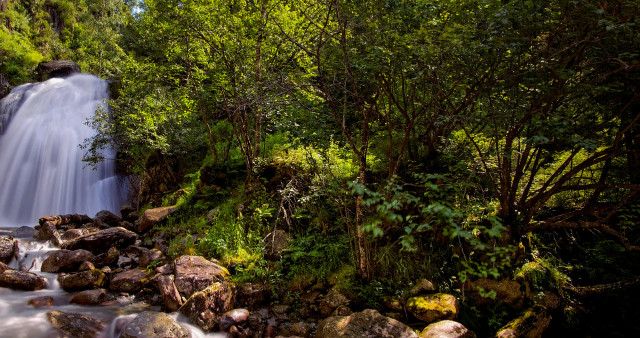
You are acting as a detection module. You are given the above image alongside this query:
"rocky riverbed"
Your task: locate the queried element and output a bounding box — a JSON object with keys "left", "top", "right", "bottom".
{"left": 0, "top": 206, "right": 489, "bottom": 338}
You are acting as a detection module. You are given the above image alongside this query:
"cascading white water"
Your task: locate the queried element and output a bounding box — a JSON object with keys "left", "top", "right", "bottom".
{"left": 0, "top": 74, "right": 125, "bottom": 226}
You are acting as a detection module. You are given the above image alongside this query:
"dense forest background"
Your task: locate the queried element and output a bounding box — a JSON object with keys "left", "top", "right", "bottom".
{"left": 2, "top": 0, "right": 640, "bottom": 336}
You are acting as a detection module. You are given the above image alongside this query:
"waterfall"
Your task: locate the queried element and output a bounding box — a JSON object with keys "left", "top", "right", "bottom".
{"left": 0, "top": 74, "right": 125, "bottom": 226}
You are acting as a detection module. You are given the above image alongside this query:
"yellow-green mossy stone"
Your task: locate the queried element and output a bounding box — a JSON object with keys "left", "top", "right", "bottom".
{"left": 406, "top": 293, "right": 459, "bottom": 323}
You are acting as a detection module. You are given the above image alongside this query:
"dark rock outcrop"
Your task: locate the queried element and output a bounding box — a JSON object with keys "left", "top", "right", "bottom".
{"left": 47, "top": 311, "right": 104, "bottom": 338}
{"left": 317, "top": 309, "right": 418, "bottom": 338}
{"left": 180, "top": 282, "right": 236, "bottom": 331}
{"left": 174, "top": 255, "right": 230, "bottom": 297}
{"left": 62, "top": 227, "right": 137, "bottom": 255}
{"left": 120, "top": 205, "right": 138, "bottom": 223}
{"left": 93, "top": 210, "right": 123, "bottom": 229}
{"left": 120, "top": 311, "right": 189, "bottom": 338}
{"left": 0, "top": 270, "right": 47, "bottom": 291}
{"left": 37, "top": 61, "right": 81, "bottom": 80}
{"left": 41, "top": 249, "right": 95, "bottom": 273}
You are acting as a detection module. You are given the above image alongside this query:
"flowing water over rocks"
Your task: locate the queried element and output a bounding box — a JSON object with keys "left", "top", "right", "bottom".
{"left": 0, "top": 228, "right": 223, "bottom": 338}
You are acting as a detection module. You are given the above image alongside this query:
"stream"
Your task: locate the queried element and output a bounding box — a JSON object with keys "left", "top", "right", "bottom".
{"left": 0, "top": 229, "right": 224, "bottom": 338}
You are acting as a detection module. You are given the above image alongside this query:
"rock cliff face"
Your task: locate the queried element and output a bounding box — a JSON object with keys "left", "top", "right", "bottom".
{"left": 0, "top": 72, "right": 10, "bottom": 99}
{"left": 37, "top": 61, "right": 81, "bottom": 81}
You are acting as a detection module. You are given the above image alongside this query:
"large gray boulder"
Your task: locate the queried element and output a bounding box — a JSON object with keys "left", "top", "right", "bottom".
{"left": 37, "top": 61, "right": 81, "bottom": 80}
{"left": 62, "top": 227, "right": 137, "bottom": 255}
{"left": 0, "top": 269, "right": 47, "bottom": 291}
{"left": 174, "top": 255, "right": 230, "bottom": 297}
{"left": 41, "top": 249, "right": 95, "bottom": 273}
{"left": 180, "top": 282, "right": 236, "bottom": 331}
{"left": 120, "top": 311, "right": 189, "bottom": 338}
{"left": 316, "top": 309, "right": 418, "bottom": 338}
{"left": 420, "top": 320, "right": 476, "bottom": 338}
{"left": 47, "top": 311, "right": 104, "bottom": 338}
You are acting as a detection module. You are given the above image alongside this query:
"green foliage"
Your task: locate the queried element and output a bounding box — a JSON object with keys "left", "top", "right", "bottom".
{"left": 279, "top": 234, "right": 350, "bottom": 281}
{"left": 0, "top": 27, "right": 43, "bottom": 83}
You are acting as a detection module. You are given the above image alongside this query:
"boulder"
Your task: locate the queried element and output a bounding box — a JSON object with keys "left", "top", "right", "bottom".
{"left": 12, "top": 226, "right": 36, "bottom": 238}
{"left": 319, "top": 287, "right": 351, "bottom": 317}
{"left": 47, "top": 311, "right": 104, "bottom": 338}
{"left": 411, "top": 278, "right": 437, "bottom": 295}
{"left": 265, "top": 229, "right": 291, "bottom": 258}
{"left": 139, "top": 248, "right": 163, "bottom": 267}
{"left": 79, "top": 261, "right": 96, "bottom": 271}
{"left": 236, "top": 282, "right": 268, "bottom": 309}
{"left": 495, "top": 306, "right": 551, "bottom": 338}
{"left": 29, "top": 296, "right": 55, "bottom": 308}
{"left": 0, "top": 237, "right": 17, "bottom": 263}
{"left": 120, "top": 205, "right": 138, "bottom": 223}
{"left": 109, "top": 268, "right": 149, "bottom": 293}
{"left": 135, "top": 206, "right": 177, "bottom": 233}
{"left": 39, "top": 214, "right": 92, "bottom": 227}
{"left": 406, "top": 293, "right": 459, "bottom": 323}
{"left": 62, "top": 228, "right": 89, "bottom": 241}
{"left": 153, "top": 274, "right": 183, "bottom": 312}
{"left": 0, "top": 261, "right": 9, "bottom": 273}
{"left": 38, "top": 222, "right": 63, "bottom": 246}
{"left": 0, "top": 270, "right": 47, "bottom": 291}
{"left": 41, "top": 249, "right": 95, "bottom": 273}
{"left": 174, "top": 255, "right": 230, "bottom": 297}
{"left": 120, "top": 311, "right": 189, "bottom": 338}
{"left": 468, "top": 278, "right": 526, "bottom": 309}
{"left": 62, "top": 227, "right": 137, "bottom": 255}
{"left": 180, "top": 282, "right": 236, "bottom": 331}
{"left": 58, "top": 269, "right": 107, "bottom": 291}
{"left": 382, "top": 296, "right": 404, "bottom": 312}
{"left": 93, "top": 246, "right": 120, "bottom": 267}
{"left": 316, "top": 309, "right": 418, "bottom": 338}
{"left": 219, "top": 308, "right": 250, "bottom": 331}
{"left": 290, "top": 321, "right": 313, "bottom": 337}
{"left": 37, "top": 61, "right": 81, "bottom": 80}
{"left": 70, "top": 289, "right": 107, "bottom": 305}
{"left": 94, "top": 210, "right": 123, "bottom": 228}
{"left": 420, "top": 320, "right": 476, "bottom": 338}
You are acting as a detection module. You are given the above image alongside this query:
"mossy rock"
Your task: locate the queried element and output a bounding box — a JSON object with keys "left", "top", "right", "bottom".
{"left": 406, "top": 293, "right": 459, "bottom": 323}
